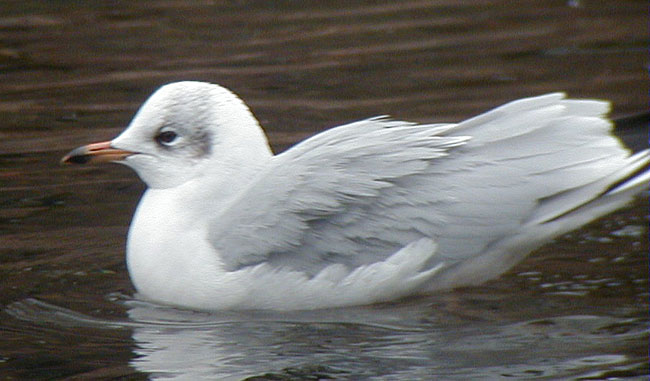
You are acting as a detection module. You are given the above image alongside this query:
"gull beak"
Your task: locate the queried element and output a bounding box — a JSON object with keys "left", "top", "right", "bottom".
{"left": 61, "top": 141, "right": 134, "bottom": 165}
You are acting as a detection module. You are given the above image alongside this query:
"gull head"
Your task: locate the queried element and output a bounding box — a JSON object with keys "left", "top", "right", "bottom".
{"left": 62, "top": 81, "right": 272, "bottom": 189}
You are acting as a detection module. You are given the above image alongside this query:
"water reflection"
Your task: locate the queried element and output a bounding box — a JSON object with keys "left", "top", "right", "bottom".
{"left": 5, "top": 291, "right": 647, "bottom": 380}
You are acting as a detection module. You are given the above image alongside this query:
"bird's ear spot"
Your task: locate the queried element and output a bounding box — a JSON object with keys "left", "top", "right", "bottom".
{"left": 194, "top": 128, "right": 212, "bottom": 157}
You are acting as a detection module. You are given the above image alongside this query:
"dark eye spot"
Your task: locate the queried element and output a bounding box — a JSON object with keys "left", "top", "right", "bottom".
{"left": 156, "top": 130, "right": 178, "bottom": 146}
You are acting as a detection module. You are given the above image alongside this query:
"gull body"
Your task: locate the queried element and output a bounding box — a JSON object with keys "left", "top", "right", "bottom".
{"left": 63, "top": 81, "right": 649, "bottom": 310}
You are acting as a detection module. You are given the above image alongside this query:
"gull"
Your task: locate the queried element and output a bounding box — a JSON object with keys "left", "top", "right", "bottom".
{"left": 62, "top": 81, "right": 649, "bottom": 310}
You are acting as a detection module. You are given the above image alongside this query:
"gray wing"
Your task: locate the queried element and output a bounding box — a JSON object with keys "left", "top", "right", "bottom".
{"left": 208, "top": 93, "right": 642, "bottom": 275}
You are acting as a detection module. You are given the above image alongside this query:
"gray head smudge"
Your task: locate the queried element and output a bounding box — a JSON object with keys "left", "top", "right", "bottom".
{"left": 191, "top": 126, "right": 212, "bottom": 158}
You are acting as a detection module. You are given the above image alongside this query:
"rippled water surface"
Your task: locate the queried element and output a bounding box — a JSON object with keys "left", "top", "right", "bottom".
{"left": 1, "top": 1, "right": 648, "bottom": 379}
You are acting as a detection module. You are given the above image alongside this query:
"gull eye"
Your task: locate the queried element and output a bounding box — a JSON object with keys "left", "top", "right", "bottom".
{"left": 155, "top": 128, "right": 178, "bottom": 146}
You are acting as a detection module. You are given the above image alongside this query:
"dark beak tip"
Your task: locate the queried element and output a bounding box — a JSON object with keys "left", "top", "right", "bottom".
{"left": 61, "top": 146, "right": 90, "bottom": 165}
{"left": 61, "top": 154, "right": 90, "bottom": 165}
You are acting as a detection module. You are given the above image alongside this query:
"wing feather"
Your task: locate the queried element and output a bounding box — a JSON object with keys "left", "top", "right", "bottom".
{"left": 208, "top": 94, "right": 645, "bottom": 277}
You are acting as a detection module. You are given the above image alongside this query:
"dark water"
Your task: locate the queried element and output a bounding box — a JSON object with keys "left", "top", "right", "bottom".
{"left": 1, "top": 1, "right": 648, "bottom": 379}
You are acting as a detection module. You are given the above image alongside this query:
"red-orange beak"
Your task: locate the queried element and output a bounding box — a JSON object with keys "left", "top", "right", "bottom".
{"left": 61, "top": 141, "right": 134, "bottom": 165}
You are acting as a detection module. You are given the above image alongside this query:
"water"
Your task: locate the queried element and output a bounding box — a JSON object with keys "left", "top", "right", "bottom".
{"left": 1, "top": 1, "right": 648, "bottom": 379}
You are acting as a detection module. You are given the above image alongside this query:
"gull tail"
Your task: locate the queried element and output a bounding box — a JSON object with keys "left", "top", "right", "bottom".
{"left": 530, "top": 149, "right": 649, "bottom": 234}
{"left": 429, "top": 152, "right": 648, "bottom": 292}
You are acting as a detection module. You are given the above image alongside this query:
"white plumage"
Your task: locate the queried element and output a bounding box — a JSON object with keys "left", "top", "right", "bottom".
{"left": 63, "top": 82, "right": 649, "bottom": 310}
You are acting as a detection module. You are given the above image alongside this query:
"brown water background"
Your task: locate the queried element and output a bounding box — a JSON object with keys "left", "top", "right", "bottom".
{"left": 0, "top": 1, "right": 648, "bottom": 379}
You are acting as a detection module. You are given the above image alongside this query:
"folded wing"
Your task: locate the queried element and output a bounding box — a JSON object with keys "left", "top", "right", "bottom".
{"left": 208, "top": 93, "right": 648, "bottom": 280}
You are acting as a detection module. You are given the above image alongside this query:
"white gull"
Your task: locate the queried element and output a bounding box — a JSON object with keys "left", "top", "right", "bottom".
{"left": 62, "top": 81, "right": 649, "bottom": 310}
